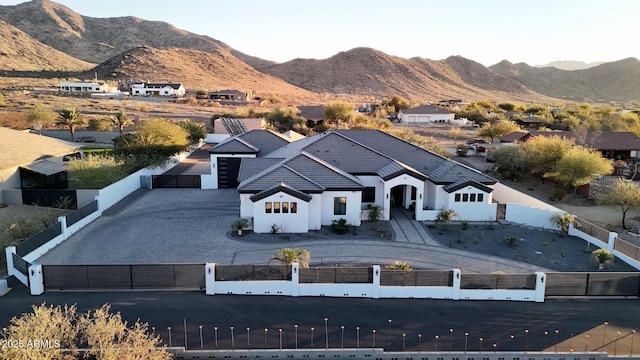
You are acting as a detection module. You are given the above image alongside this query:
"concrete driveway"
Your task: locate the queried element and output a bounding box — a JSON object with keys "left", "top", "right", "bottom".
{"left": 37, "top": 188, "right": 550, "bottom": 273}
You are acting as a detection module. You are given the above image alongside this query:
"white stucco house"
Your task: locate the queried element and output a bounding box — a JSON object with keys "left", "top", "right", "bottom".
{"left": 205, "top": 129, "right": 498, "bottom": 233}
{"left": 130, "top": 83, "right": 186, "bottom": 97}
{"left": 59, "top": 82, "right": 114, "bottom": 93}
{"left": 398, "top": 105, "right": 455, "bottom": 124}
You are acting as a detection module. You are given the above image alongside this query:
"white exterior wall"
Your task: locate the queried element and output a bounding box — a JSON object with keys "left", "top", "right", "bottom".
{"left": 206, "top": 154, "right": 256, "bottom": 189}
{"left": 400, "top": 112, "right": 455, "bottom": 124}
{"left": 308, "top": 195, "right": 322, "bottom": 230}
{"left": 425, "top": 182, "right": 438, "bottom": 210}
{"left": 59, "top": 82, "right": 109, "bottom": 93}
{"left": 251, "top": 192, "right": 309, "bottom": 233}
{"left": 433, "top": 185, "right": 450, "bottom": 211}
{"left": 356, "top": 175, "right": 385, "bottom": 208}
{"left": 320, "top": 191, "right": 361, "bottom": 226}
{"left": 239, "top": 193, "right": 254, "bottom": 219}
{"left": 447, "top": 185, "right": 497, "bottom": 221}
{"left": 0, "top": 166, "right": 20, "bottom": 203}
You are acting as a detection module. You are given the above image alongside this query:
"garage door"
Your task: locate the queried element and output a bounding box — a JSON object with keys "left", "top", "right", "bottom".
{"left": 217, "top": 157, "right": 242, "bottom": 188}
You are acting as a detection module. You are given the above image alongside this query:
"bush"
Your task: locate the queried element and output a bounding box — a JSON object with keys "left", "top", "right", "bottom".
{"left": 87, "top": 116, "right": 115, "bottom": 131}
{"left": 66, "top": 155, "right": 129, "bottom": 189}
{"left": 178, "top": 120, "right": 207, "bottom": 144}
{"left": 330, "top": 218, "right": 350, "bottom": 235}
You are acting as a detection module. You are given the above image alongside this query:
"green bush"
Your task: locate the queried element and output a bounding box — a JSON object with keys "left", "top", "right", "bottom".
{"left": 330, "top": 218, "right": 350, "bottom": 235}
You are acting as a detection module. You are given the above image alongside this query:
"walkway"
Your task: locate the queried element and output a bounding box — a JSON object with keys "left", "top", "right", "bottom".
{"left": 389, "top": 208, "right": 440, "bottom": 246}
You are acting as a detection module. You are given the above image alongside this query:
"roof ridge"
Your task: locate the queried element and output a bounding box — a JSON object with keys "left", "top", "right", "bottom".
{"left": 298, "top": 151, "right": 363, "bottom": 185}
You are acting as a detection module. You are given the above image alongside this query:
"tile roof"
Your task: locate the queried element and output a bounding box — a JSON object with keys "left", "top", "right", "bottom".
{"left": 500, "top": 131, "right": 531, "bottom": 143}
{"left": 286, "top": 152, "right": 364, "bottom": 190}
{"left": 209, "top": 129, "right": 291, "bottom": 156}
{"left": 0, "top": 127, "right": 79, "bottom": 170}
{"left": 237, "top": 158, "right": 283, "bottom": 182}
{"left": 209, "top": 137, "right": 259, "bottom": 154}
{"left": 401, "top": 105, "right": 453, "bottom": 115}
{"left": 19, "top": 159, "right": 66, "bottom": 176}
{"left": 428, "top": 160, "right": 495, "bottom": 184}
{"left": 249, "top": 182, "right": 313, "bottom": 202}
{"left": 443, "top": 179, "right": 494, "bottom": 193}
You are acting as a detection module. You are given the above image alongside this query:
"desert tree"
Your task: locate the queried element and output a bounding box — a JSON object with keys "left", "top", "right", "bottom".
{"left": 476, "top": 120, "right": 521, "bottom": 143}
{"left": 27, "top": 105, "right": 57, "bottom": 134}
{"left": 549, "top": 212, "right": 578, "bottom": 236}
{"left": 178, "top": 120, "right": 207, "bottom": 144}
{"left": 489, "top": 145, "right": 528, "bottom": 181}
{"left": 387, "top": 95, "right": 410, "bottom": 113}
{"left": 324, "top": 101, "right": 355, "bottom": 124}
{"left": 546, "top": 146, "right": 613, "bottom": 192}
{"left": 57, "top": 107, "right": 85, "bottom": 141}
{"left": 596, "top": 178, "right": 640, "bottom": 229}
{"left": 522, "top": 135, "right": 574, "bottom": 182}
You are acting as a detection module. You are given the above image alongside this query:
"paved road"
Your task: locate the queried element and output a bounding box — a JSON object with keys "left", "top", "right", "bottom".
{"left": 36, "top": 188, "right": 551, "bottom": 273}
{"left": 1, "top": 281, "right": 638, "bottom": 354}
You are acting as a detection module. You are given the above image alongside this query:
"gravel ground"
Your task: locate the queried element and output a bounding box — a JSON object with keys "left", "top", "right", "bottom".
{"left": 424, "top": 222, "right": 637, "bottom": 272}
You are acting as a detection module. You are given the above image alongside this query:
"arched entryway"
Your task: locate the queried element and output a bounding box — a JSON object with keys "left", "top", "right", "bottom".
{"left": 390, "top": 184, "right": 419, "bottom": 219}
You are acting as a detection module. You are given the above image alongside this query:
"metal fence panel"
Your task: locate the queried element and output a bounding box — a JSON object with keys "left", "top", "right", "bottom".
{"left": 253, "top": 265, "right": 290, "bottom": 280}
{"left": 152, "top": 175, "right": 201, "bottom": 188}
{"left": 380, "top": 270, "right": 415, "bottom": 286}
{"left": 299, "top": 268, "right": 338, "bottom": 283}
{"left": 615, "top": 238, "right": 640, "bottom": 261}
{"left": 15, "top": 222, "right": 62, "bottom": 256}
{"left": 575, "top": 217, "right": 610, "bottom": 243}
{"left": 586, "top": 273, "right": 640, "bottom": 296}
{"left": 215, "top": 265, "right": 254, "bottom": 281}
{"left": 12, "top": 253, "right": 31, "bottom": 277}
{"left": 496, "top": 274, "right": 536, "bottom": 289}
{"left": 87, "top": 265, "right": 132, "bottom": 289}
{"left": 545, "top": 273, "right": 589, "bottom": 296}
{"left": 43, "top": 265, "right": 89, "bottom": 290}
{"left": 66, "top": 200, "right": 98, "bottom": 227}
{"left": 460, "top": 274, "right": 498, "bottom": 289}
{"left": 131, "top": 265, "right": 175, "bottom": 288}
{"left": 335, "top": 267, "right": 372, "bottom": 283}
{"left": 174, "top": 264, "right": 205, "bottom": 288}
{"left": 415, "top": 271, "right": 453, "bottom": 286}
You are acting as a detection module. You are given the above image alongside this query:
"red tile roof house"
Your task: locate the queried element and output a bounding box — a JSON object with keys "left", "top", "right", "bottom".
{"left": 204, "top": 129, "right": 498, "bottom": 233}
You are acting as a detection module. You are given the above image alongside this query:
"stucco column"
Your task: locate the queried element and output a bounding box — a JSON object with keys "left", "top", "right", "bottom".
{"left": 291, "top": 263, "right": 299, "bottom": 297}
{"left": 534, "top": 272, "right": 546, "bottom": 303}
{"left": 372, "top": 265, "right": 381, "bottom": 299}
{"left": 452, "top": 268, "right": 461, "bottom": 300}
{"left": 205, "top": 263, "right": 216, "bottom": 295}
{"left": 28, "top": 262, "right": 44, "bottom": 296}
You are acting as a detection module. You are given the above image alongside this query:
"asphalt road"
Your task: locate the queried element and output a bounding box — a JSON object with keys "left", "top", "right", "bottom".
{"left": 1, "top": 282, "right": 638, "bottom": 354}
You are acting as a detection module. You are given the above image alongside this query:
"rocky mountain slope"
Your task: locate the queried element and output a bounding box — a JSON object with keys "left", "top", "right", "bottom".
{"left": 1, "top": 0, "right": 638, "bottom": 102}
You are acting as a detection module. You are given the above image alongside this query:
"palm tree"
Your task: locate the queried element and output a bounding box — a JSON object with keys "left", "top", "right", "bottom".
{"left": 592, "top": 249, "right": 614, "bottom": 270}
{"left": 269, "top": 248, "right": 310, "bottom": 268}
{"left": 58, "top": 107, "right": 85, "bottom": 141}
{"left": 435, "top": 208, "right": 460, "bottom": 231}
{"left": 113, "top": 110, "right": 133, "bottom": 134}
{"left": 549, "top": 213, "right": 578, "bottom": 236}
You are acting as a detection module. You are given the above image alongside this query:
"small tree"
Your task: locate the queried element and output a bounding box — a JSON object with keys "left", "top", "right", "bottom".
{"left": 113, "top": 110, "right": 133, "bottom": 134}
{"left": 546, "top": 146, "right": 613, "bottom": 192}
{"left": 270, "top": 248, "right": 310, "bottom": 268}
{"left": 57, "top": 107, "right": 85, "bottom": 141}
{"left": 230, "top": 218, "right": 249, "bottom": 235}
{"left": 435, "top": 209, "right": 460, "bottom": 231}
{"left": 549, "top": 213, "right": 577, "bottom": 236}
{"left": 596, "top": 178, "right": 640, "bottom": 229}
{"left": 367, "top": 205, "right": 383, "bottom": 225}
{"left": 27, "top": 105, "right": 57, "bottom": 134}
{"left": 476, "top": 120, "right": 521, "bottom": 143}
{"left": 592, "top": 249, "right": 615, "bottom": 270}
{"left": 330, "top": 218, "right": 350, "bottom": 235}
{"left": 178, "top": 120, "right": 207, "bottom": 144}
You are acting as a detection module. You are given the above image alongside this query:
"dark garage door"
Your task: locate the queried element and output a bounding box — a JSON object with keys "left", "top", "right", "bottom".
{"left": 217, "top": 157, "right": 242, "bottom": 188}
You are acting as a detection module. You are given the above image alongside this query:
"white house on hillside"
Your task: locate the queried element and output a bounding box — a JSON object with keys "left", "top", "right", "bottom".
{"left": 205, "top": 129, "right": 498, "bottom": 233}
{"left": 59, "top": 82, "right": 114, "bottom": 93}
{"left": 130, "top": 83, "right": 186, "bottom": 97}
{"left": 398, "top": 105, "right": 455, "bottom": 124}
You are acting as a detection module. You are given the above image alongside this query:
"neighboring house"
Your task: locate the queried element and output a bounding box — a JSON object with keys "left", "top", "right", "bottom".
{"left": 208, "top": 89, "right": 252, "bottom": 101}
{"left": 59, "top": 82, "right": 113, "bottom": 93}
{"left": 398, "top": 105, "right": 455, "bottom": 124}
{"left": 130, "top": 83, "right": 186, "bottom": 97}
{"left": 298, "top": 105, "right": 325, "bottom": 128}
{"left": 515, "top": 116, "right": 546, "bottom": 129}
{"left": 213, "top": 118, "right": 266, "bottom": 136}
{"left": 0, "top": 127, "right": 80, "bottom": 204}
{"left": 207, "top": 129, "right": 497, "bottom": 233}
{"left": 499, "top": 131, "right": 532, "bottom": 143}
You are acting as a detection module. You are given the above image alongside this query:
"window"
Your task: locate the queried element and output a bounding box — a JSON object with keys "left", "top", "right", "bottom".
{"left": 362, "top": 187, "right": 376, "bottom": 203}
{"left": 265, "top": 202, "right": 272, "bottom": 213}
{"left": 470, "top": 193, "right": 476, "bottom": 202}
{"left": 274, "top": 202, "right": 281, "bottom": 213}
{"left": 334, "top": 197, "right": 347, "bottom": 215}
{"left": 477, "top": 193, "right": 484, "bottom": 202}
{"left": 291, "top": 202, "right": 297, "bottom": 213}
{"left": 455, "top": 194, "right": 461, "bottom": 202}
{"left": 282, "top": 202, "right": 289, "bottom": 213}
{"left": 462, "top": 194, "right": 469, "bottom": 202}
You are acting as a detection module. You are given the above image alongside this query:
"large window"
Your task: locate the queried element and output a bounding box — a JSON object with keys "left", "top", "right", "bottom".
{"left": 274, "top": 202, "right": 281, "bottom": 213}
{"left": 282, "top": 202, "right": 289, "bottom": 213}
{"left": 362, "top": 187, "right": 376, "bottom": 203}
{"left": 334, "top": 197, "right": 347, "bottom": 215}
{"left": 265, "top": 202, "right": 272, "bottom": 213}
{"left": 291, "top": 202, "right": 298, "bottom": 213}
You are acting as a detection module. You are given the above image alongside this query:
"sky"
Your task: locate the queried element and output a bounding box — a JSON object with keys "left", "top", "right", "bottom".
{"left": 1, "top": 0, "right": 638, "bottom": 66}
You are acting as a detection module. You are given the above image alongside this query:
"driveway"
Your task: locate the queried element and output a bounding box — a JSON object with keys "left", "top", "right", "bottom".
{"left": 37, "top": 188, "right": 552, "bottom": 274}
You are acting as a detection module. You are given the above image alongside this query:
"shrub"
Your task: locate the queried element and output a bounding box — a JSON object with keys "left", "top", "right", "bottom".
{"left": 384, "top": 260, "right": 412, "bottom": 270}
{"left": 330, "top": 218, "right": 350, "bottom": 235}
{"left": 504, "top": 236, "right": 522, "bottom": 248}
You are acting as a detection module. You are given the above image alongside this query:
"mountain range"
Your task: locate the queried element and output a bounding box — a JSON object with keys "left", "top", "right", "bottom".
{"left": 1, "top": 0, "right": 639, "bottom": 103}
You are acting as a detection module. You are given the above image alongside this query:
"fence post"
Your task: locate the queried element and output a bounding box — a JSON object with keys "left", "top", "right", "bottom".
{"left": 608, "top": 232, "right": 617, "bottom": 251}
{"left": 372, "top": 265, "right": 381, "bottom": 299}
{"left": 5, "top": 246, "right": 16, "bottom": 278}
{"left": 28, "top": 262, "right": 44, "bottom": 295}
{"left": 205, "top": 263, "right": 215, "bottom": 295}
{"left": 58, "top": 215, "right": 68, "bottom": 240}
{"left": 452, "top": 268, "right": 461, "bottom": 300}
{"left": 291, "top": 263, "right": 299, "bottom": 297}
{"left": 534, "top": 272, "right": 546, "bottom": 303}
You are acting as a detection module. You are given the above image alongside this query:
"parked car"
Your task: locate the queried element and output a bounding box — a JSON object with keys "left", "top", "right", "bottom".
{"left": 467, "top": 138, "right": 490, "bottom": 145}
{"left": 76, "top": 136, "right": 96, "bottom": 143}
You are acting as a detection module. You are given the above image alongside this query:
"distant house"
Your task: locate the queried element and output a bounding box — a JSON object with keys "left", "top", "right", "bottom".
{"left": 208, "top": 89, "right": 252, "bottom": 101}
{"left": 398, "top": 105, "right": 455, "bottom": 124}
{"left": 515, "top": 116, "right": 546, "bottom": 129}
{"left": 212, "top": 117, "right": 266, "bottom": 136}
{"left": 499, "top": 132, "right": 532, "bottom": 143}
{"left": 59, "top": 82, "right": 113, "bottom": 93}
{"left": 298, "top": 105, "right": 325, "bottom": 128}
{"left": 130, "top": 83, "right": 185, "bottom": 97}
{"left": 204, "top": 129, "right": 498, "bottom": 233}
